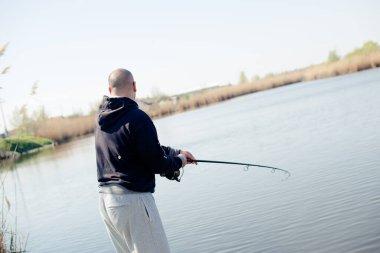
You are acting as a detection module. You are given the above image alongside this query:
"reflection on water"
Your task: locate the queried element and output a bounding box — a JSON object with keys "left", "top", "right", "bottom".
{"left": 1, "top": 68, "right": 380, "bottom": 253}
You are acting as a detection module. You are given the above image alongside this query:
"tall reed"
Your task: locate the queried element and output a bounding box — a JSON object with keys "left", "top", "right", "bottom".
{"left": 146, "top": 51, "right": 380, "bottom": 118}
{"left": 1, "top": 173, "right": 27, "bottom": 253}
{"left": 29, "top": 51, "right": 380, "bottom": 143}
{"left": 33, "top": 115, "right": 96, "bottom": 143}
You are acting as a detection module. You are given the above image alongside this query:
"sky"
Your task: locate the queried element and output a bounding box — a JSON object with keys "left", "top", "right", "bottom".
{"left": 0, "top": 0, "right": 379, "bottom": 129}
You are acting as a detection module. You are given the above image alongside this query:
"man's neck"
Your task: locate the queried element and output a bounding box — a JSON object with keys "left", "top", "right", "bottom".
{"left": 109, "top": 93, "right": 135, "bottom": 101}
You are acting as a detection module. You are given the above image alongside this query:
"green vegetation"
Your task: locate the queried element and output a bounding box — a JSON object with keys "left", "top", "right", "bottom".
{"left": 251, "top": 75, "right": 260, "bottom": 83}
{"left": 327, "top": 50, "right": 340, "bottom": 63}
{"left": 238, "top": 71, "right": 248, "bottom": 84}
{"left": 0, "top": 136, "right": 53, "bottom": 154}
{"left": 346, "top": 40, "right": 380, "bottom": 58}
{"left": 11, "top": 97, "right": 48, "bottom": 137}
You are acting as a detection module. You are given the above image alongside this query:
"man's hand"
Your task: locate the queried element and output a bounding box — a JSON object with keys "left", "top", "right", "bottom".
{"left": 180, "top": 150, "right": 198, "bottom": 165}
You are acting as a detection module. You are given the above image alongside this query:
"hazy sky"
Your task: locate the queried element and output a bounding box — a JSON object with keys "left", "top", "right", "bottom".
{"left": 0, "top": 0, "right": 379, "bottom": 125}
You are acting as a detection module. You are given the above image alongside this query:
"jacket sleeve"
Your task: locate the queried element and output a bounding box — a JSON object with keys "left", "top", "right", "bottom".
{"left": 134, "top": 113, "right": 182, "bottom": 174}
{"left": 161, "top": 146, "right": 180, "bottom": 156}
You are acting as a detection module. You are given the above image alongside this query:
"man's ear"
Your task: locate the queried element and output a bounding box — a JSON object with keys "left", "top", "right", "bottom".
{"left": 108, "top": 87, "right": 112, "bottom": 94}
{"left": 133, "top": 81, "right": 137, "bottom": 92}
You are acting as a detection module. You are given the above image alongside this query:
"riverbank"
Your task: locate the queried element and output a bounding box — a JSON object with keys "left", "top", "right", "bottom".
{"left": 145, "top": 51, "right": 380, "bottom": 118}
{"left": 13, "top": 45, "right": 380, "bottom": 144}
{"left": 0, "top": 136, "right": 54, "bottom": 160}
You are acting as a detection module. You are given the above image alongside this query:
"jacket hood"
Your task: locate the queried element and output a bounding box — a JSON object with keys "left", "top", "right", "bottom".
{"left": 97, "top": 96, "right": 138, "bottom": 130}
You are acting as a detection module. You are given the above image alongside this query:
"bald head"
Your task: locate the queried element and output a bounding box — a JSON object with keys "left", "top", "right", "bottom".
{"left": 108, "top": 68, "right": 136, "bottom": 99}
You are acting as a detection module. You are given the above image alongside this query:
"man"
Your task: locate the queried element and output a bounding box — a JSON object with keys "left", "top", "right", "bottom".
{"left": 95, "top": 68, "right": 196, "bottom": 253}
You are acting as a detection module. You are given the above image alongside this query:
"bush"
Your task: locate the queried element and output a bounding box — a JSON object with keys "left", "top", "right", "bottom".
{"left": 327, "top": 50, "right": 340, "bottom": 62}
{"left": 0, "top": 136, "right": 53, "bottom": 154}
{"left": 346, "top": 41, "right": 380, "bottom": 58}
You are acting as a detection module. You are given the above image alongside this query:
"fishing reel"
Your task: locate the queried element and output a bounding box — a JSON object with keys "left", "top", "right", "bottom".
{"left": 160, "top": 169, "right": 181, "bottom": 182}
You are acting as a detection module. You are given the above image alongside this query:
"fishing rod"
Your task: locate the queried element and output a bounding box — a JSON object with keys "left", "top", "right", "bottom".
{"left": 163, "top": 159, "right": 291, "bottom": 182}
{"left": 188, "top": 159, "right": 290, "bottom": 177}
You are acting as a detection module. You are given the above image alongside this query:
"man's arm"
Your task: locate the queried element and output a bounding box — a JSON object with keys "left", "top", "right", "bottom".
{"left": 134, "top": 114, "right": 185, "bottom": 174}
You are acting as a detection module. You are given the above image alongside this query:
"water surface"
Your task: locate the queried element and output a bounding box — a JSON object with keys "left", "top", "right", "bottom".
{"left": 2, "top": 68, "right": 380, "bottom": 252}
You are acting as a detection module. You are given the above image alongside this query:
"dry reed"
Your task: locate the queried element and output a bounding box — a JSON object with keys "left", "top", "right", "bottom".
{"left": 30, "top": 51, "right": 380, "bottom": 143}
{"left": 33, "top": 115, "right": 96, "bottom": 143}
{"left": 146, "top": 51, "right": 380, "bottom": 118}
{"left": 0, "top": 232, "right": 3, "bottom": 253}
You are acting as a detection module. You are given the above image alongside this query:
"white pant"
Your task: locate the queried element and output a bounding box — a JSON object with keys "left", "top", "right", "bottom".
{"left": 99, "top": 190, "right": 171, "bottom": 253}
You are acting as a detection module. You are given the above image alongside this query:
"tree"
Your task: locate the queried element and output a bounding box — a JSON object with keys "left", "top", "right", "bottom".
{"left": 11, "top": 105, "right": 32, "bottom": 135}
{"left": 151, "top": 86, "right": 165, "bottom": 98}
{"left": 327, "top": 50, "right": 340, "bottom": 63}
{"left": 10, "top": 83, "right": 47, "bottom": 135}
{"left": 265, "top": 72, "right": 275, "bottom": 78}
{"left": 251, "top": 75, "right": 260, "bottom": 83}
{"left": 239, "top": 71, "right": 248, "bottom": 84}
{"left": 150, "top": 86, "right": 170, "bottom": 103}
{"left": 346, "top": 40, "right": 380, "bottom": 58}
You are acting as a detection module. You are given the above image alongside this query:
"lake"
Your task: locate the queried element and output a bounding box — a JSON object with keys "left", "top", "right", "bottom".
{"left": 1, "top": 68, "right": 380, "bottom": 252}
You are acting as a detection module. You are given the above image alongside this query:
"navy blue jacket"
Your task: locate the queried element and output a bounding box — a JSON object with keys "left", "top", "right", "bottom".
{"left": 95, "top": 96, "right": 182, "bottom": 192}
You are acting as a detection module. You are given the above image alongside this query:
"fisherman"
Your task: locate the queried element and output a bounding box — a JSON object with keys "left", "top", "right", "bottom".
{"left": 95, "top": 68, "right": 197, "bottom": 253}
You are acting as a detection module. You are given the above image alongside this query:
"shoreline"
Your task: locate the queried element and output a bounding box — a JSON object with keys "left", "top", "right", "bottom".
{"left": 0, "top": 136, "right": 55, "bottom": 162}
{"left": 145, "top": 52, "right": 380, "bottom": 119}
{"left": 9, "top": 50, "right": 380, "bottom": 147}
{"left": 2, "top": 66, "right": 379, "bottom": 163}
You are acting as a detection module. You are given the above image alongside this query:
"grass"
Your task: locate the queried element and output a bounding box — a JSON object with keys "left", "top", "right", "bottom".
{"left": 0, "top": 136, "right": 53, "bottom": 155}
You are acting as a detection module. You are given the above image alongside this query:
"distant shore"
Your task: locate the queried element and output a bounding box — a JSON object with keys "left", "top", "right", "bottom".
{"left": 10, "top": 47, "right": 380, "bottom": 146}
{"left": 0, "top": 136, "right": 54, "bottom": 161}
{"left": 144, "top": 51, "right": 380, "bottom": 119}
